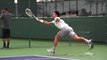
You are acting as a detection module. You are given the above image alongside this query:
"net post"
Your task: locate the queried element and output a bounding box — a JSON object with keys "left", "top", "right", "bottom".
{"left": 29, "top": 38, "right": 31, "bottom": 48}
{"left": 69, "top": 39, "right": 71, "bottom": 46}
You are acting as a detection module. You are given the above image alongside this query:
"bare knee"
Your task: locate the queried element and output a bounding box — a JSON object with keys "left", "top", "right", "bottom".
{"left": 74, "top": 37, "right": 80, "bottom": 40}
{"left": 55, "top": 35, "right": 61, "bottom": 39}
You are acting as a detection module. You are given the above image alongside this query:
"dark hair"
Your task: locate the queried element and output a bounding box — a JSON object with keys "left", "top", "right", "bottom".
{"left": 54, "top": 11, "right": 60, "bottom": 17}
{"left": 2, "top": 8, "right": 9, "bottom": 11}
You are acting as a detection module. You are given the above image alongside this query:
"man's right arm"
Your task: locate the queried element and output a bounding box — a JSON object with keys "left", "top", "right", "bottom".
{"left": 36, "top": 18, "right": 53, "bottom": 25}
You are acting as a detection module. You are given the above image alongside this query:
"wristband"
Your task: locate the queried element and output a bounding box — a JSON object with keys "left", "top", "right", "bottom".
{"left": 40, "top": 20, "right": 44, "bottom": 23}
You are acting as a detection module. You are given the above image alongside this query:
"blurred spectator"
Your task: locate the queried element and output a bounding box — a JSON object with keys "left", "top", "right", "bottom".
{"left": 0, "top": 8, "right": 12, "bottom": 49}
{"left": 79, "top": 8, "right": 89, "bottom": 16}
{"left": 61, "top": 10, "right": 79, "bottom": 17}
{"left": 88, "top": 11, "right": 92, "bottom": 16}
{"left": 70, "top": 10, "right": 78, "bottom": 17}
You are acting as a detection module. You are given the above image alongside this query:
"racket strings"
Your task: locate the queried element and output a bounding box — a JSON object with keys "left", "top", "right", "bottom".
{"left": 25, "top": 8, "right": 34, "bottom": 18}
{"left": 25, "top": 8, "right": 38, "bottom": 20}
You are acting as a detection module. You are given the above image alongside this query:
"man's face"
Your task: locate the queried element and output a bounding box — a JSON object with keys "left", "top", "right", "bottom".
{"left": 51, "top": 12, "right": 57, "bottom": 18}
{"left": 1, "top": 10, "right": 5, "bottom": 13}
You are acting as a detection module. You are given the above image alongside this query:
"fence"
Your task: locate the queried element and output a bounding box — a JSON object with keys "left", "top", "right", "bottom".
{"left": 36, "top": 0, "right": 107, "bottom": 17}
{"left": 0, "top": 17, "right": 106, "bottom": 42}
{"left": 0, "top": 0, "right": 107, "bottom": 17}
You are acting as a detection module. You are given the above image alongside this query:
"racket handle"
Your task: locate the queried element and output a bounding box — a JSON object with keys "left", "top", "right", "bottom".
{"left": 36, "top": 18, "right": 39, "bottom": 20}
{"left": 33, "top": 15, "right": 39, "bottom": 20}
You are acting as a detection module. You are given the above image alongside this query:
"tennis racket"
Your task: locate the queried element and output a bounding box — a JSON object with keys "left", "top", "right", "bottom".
{"left": 25, "top": 8, "right": 38, "bottom": 20}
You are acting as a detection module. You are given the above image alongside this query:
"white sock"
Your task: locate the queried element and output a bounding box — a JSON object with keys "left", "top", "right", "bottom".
{"left": 52, "top": 46, "right": 55, "bottom": 51}
{"left": 84, "top": 39, "right": 90, "bottom": 43}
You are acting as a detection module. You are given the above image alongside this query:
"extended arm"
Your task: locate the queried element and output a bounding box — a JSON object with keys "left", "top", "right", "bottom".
{"left": 36, "top": 18, "right": 53, "bottom": 25}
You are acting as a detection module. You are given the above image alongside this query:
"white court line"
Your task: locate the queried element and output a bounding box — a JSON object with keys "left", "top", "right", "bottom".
{"left": 0, "top": 55, "right": 79, "bottom": 60}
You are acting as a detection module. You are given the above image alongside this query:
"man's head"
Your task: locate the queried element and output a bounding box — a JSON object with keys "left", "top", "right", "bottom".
{"left": 1, "top": 8, "right": 9, "bottom": 13}
{"left": 51, "top": 11, "right": 60, "bottom": 18}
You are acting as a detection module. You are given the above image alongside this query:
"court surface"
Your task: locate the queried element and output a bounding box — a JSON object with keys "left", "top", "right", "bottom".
{"left": 0, "top": 56, "right": 70, "bottom": 60}
{"left": 0, "top": 39, "right": 107, "bottom": 60}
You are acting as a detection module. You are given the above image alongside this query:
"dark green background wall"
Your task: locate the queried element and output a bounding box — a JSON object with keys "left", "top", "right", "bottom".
{"left": 0, "top": 17, "right": 106, "bottom": 42}
{"left": 0, "top": 0, "right": 37, "bottom": 17}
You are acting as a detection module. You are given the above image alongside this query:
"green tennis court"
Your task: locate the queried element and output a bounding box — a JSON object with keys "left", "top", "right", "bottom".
{"left": 0, "top": 39, "right": 106, "bottom": 60}
{"left": 0, "top": 0, "right": 107, "bottom": 60}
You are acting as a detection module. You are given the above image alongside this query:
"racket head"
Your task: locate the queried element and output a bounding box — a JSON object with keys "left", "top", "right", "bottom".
{"left": 25, "top": 8, "right": 34, "bottom": 18}
{"left": 25, "top": 8, "right": 38, "bottom": 20}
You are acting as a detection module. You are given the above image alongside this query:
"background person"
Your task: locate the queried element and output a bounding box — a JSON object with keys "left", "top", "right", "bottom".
{"left": 0, "top": 8, "right": 12, "bottom": 48}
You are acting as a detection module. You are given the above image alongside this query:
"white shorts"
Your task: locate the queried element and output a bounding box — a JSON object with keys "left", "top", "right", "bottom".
{"left": 58, "top": 27, "right": 76, "bottom": 37}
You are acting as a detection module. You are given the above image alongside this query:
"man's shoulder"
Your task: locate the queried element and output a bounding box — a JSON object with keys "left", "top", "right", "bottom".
{"left": 54, "top": 17, "right": 61, "bottom": 20}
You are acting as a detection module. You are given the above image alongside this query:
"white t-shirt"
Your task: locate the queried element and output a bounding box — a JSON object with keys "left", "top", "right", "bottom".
{"left": 51, "top": 17, "right": 70, "bottom": 29}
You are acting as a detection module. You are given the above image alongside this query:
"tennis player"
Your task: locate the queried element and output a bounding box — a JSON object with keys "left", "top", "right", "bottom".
{"left": 36, "top": 11, "right": 94, "bottom": 54}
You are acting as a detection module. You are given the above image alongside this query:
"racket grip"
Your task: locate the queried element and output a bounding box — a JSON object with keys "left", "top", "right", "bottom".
{"left": 36, "top": 18, "right": 39, "bottom": 20}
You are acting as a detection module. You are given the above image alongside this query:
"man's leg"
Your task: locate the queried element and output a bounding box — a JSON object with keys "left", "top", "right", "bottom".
{"left": 6, "top": 29, "right": 10, "bottom": 48}
{"left": 2, "top": 38, "right": 6, "bottom": 48}
{"left": 72, "top": 34, "right": 91, "bottom": 43}
{"left": 2, "top": 29, "right": 6, "bottom": 48}
{"left": 7, "top": 38, "right": 10, "bottom": 48}
{"left": 52, "top": 34, "right": 60, "bottom": 51}
{"left": 48, "top": 33, "right": 61, "bottom": 54}
{"left": 72, "top": 34, "right": 94, "bottom": 49}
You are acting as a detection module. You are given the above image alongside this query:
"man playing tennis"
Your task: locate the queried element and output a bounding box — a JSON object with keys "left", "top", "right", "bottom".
{"left": 36, "top": 11, "right": 94, "bottom": 54}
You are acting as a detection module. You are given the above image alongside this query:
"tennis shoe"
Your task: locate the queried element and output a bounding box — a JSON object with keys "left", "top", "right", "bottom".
{"left": 47, "top": 48, "right": 55, "bottom": 54}
{"left": 88, "top": 39, "right": 94, "bottom": 50}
